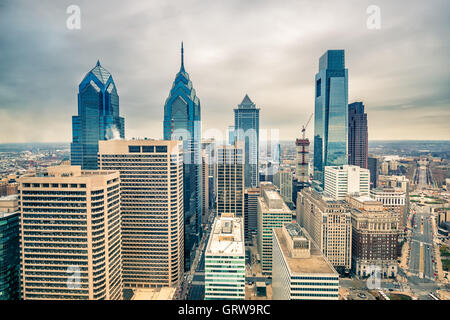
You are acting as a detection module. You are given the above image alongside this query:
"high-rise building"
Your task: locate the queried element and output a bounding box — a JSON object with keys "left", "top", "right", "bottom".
{"left": 348, "top": 102, "right": 368, "bottom": 169}
{"left": 201, "top": 149, "right": 209, "bottom": 225}
{"left": 324, "top": 165, "right": 370, "bottom": 200}
{"left": 163, "top": 43, "right": 202, "bottom": 270}
{"left": 297, "top": 188, "right": 352, "bottom": 273}
{"left": 257, "top": 188, "right": 292, "bottom": 275}
{"left": 272, "top": 223, "right": 339, "bottom": 300}
{"left": 274, "top": 168, "right": 293, "bottom": 207}
{"left": 0, "top": 195, "right": 20, "bottom": 300}
{"left": 347, "top": 195, "right": 400, "bottom": 278}
{"left": 98, "top": 140, "right": 184, "bottom": 288}
{"left": 381, "top": 161, "right": 389, "bottom": 175}
{"left": 205, "top": 213, "right": 245, "bottom": 300}
{"left": 19, "top": 165, "right": 123, "bottom": 300}
{"left": 244, "top": 187, "right": 260, "bottom": 245}
{"left": 216, "top": 142, "right": 244, "bottom": 218}
{"left": 313, "top": 50, "right": 348, "bottom": 184}
{"left": 227, "top": 126, "right": 235, "bottom": 145}
{"left": 368, "top": 156, "right": 378, "bottom": 188}
{"left": 234, "top": 94, "right": 260, "bottom": 188}
{"left": 370, "top": 187, "right": 407, "bottom": 230}
{"left": 202, "top": 139, "right": 217, "bottom": 212}
{"left": 295, "top": 136, "right": 310, "bottom": 184}
{"left": 70, "top": 61, "right": 125, "bottom": 170}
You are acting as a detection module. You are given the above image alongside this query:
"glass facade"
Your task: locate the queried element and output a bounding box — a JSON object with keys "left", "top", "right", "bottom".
{"left": 71, "top": 61, "right": 125, "bottom": 170}
{"left": 0, "top": 212, "right": 20, "bottom": 300}
{"left": 163, "top": 43, "right": 202, "bottom": 271}
{"left": 234, "top": 95, "right": 260, "bottom": 188}
{"left": 313, "top": 50, "right": 348, "bottom": 185}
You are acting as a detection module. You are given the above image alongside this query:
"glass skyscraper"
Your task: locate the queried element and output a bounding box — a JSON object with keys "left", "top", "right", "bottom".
{"left": 234, "top": 95, "right": 260, "bottom": 188}
{"left": 163, "top": 43, "right": 202, "bottom": 271}
{"left": 348, "top": 101, "right": 368, "bottom": 169}
{"left": 70, "top": 60, "right": 125, "bottom": 170}
{"left": 0, "top": 196, "right": 20, "bottom": 300}
{"left": 313, "top": 50, "right": 348, "bottom": 185}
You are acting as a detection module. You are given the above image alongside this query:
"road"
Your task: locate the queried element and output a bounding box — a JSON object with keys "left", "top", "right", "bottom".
{"left": 408, "top": 205, "right": 435, "bottom": 280}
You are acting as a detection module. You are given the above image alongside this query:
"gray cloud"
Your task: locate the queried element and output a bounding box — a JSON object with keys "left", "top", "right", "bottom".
{"left": 0, "top": 0, "right": 449, "bottom": 143}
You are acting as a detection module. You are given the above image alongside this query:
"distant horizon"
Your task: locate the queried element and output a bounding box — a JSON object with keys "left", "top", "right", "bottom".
{"left": 1, "top": 139, "right": 449, "bottom": 145}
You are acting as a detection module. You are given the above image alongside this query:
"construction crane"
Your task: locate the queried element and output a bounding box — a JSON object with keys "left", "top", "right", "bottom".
{"left": 301, "top": 113, "right": 313, "bottom": 139}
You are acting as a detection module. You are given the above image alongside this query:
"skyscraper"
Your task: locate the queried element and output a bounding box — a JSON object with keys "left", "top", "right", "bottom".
{"left": 313, "top": 50, "right": 348, "bottom": 185}
{"left": 348, "top": 102, "right": 368, "bottom": 169}
{"left": 205, "top": 213, "right": 245, "bottom": 300}
{"left": 324, "top": 165, "right": 370, "bottom": 200}
{"left": 257, "top": 188, "right": 292, "bottom": 275}
{"left": 216, "top": 142, "right": 244, "bottom": 218}
{"left": 297, "top": 188, "right": 352, "bottom": 273}
{"left": 163, "top": 43, "right": 202, "bottom": 271}
{"left": 71, "top": 61, "right": 125, "bottom": 170}
{"left": 234, "top": 94, "right": 260, "bottom": 188}
{"left": 0, "top": 195, "right": 20, "bottom": 300}
{"left": 98, "top": 140, "right": 184, "bottom": 289}
{"left": 368, "top": 156, "right": 378, "bottom": 188}
{"left": 19, "top": 165, "right": 123, "bottom": 300}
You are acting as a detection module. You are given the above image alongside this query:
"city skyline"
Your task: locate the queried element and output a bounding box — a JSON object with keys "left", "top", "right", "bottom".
{"left": 0, "top": 0, "right": 449, "bottom": 143}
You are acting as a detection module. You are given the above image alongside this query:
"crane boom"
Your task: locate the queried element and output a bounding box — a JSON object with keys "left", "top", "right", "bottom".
{"left": 301, "top": 113, "right": 314, "bottom": 139}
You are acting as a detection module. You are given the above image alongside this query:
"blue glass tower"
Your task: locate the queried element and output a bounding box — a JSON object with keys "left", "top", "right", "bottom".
{"left": 163, "top": 43, "right": 202, "bottom": 271}
{"left": 0, "top": 210, "right": 20, "bottom": 300}
{"left": 71, "top": 61, "right": 125, "bottom": 169}
{"left": 313, "top": 50, "right": 348, "bottom": 185}
{"left": 234, "top": 95, "right": 260, "bottom": 188}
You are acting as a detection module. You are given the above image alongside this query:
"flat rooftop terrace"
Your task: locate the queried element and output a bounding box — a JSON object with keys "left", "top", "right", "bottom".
{"left": 274, "top": 228, "right": 337, "bottom": 275}
{"left": 206, "top": 216, "right": 244, "bottom": 256}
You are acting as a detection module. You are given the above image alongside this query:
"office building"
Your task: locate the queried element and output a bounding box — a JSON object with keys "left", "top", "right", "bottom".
{"left": 227, "top": 126, "right": 235, "bottom": 145}
{"left": 378, "top": 175, "right": 409, "bottom": 192}
{"left": 244, "top": 187, "right": 260, "bottom": 245}
{"left": 201, "top": 149, "right": 209, "bottom": 225}
{"left": 257, "top": 189, "right": 292, "bottom": 274}
{"left": 347, "top": 195, "right": 399, "bottom": 278}
{"left": 163, "top": 43, "right": 202, "bottom": 270}
{"left": 202, "top": 139, "right": 217, "bottom": 212}
{"left": 348, "top": 102, "right": 368, "bottom": 169}
{"left": 216, "top": 142, "right": 244, "bottom": 218}
{"left": 0, "top": 195, "right": 20, "bottom": 300}
{"left": 313, "top": 50, "right": 348, "bottom": 184}
{"left": 234, "top": 94, "right": 260, "bottom": 188}
{"left": 70, "top": 61, "right": 125, "bottom": 170}
{"left": 205, "top": 213, "right": 245, "bottom": 300}
{"left": 99, "top": 140, "right": 184, "bottom": 288}
{"left": 274, "top": 168, "right": 293, "bottom": 207}
{"left": 368, "top": 156, "right": 378, "bottom": 188}
{"left": 381, "top": 162, "right": 389, "bottom": 176}
{"left": 370, "top": 187, "right": 407, "bottom": 229}
{"left": 324, "top": 165, "right": 370, "bottom": 200}
{"left": 297, "top": 188, "right": 352, "bottom": 272}
{"left": 19, "top": 165, "right": 123, "bottom": 300}
{"left": 272, "top": 223, "right": 339, "bottom": 300}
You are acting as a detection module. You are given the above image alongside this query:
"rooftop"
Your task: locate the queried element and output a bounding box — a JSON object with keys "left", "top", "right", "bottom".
{"left": 206, "top": 215, "right": 244, "bottom": 256}
{"left": 131, "top": 287, "right": 175, "bottom": 300}
{"left": 274, "top": 227, "right": 337, "bottom": 275}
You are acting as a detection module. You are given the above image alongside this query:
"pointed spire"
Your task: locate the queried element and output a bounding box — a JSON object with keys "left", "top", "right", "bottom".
{"left": 180, "top": 41, "right": 185, "bottom": 72}
{"left": 96, "top": 60, "right": 101, "bottom": 67}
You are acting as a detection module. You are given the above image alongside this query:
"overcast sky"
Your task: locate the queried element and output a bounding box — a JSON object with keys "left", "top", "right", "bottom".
{"left": 0, "top": 0, "right": 449, "bottom": 143}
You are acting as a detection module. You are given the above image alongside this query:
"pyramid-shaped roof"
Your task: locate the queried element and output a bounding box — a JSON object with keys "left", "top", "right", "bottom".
{"left": 90, "top": 60, "right": 112, "bottom": 85}
{"left": 238, "top": 94, "right": 256, "bottom": 108}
